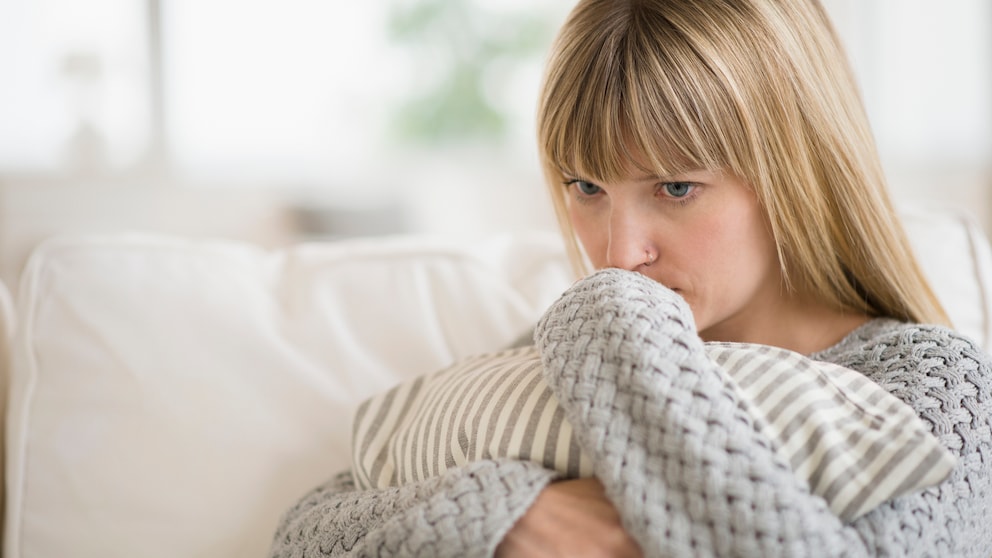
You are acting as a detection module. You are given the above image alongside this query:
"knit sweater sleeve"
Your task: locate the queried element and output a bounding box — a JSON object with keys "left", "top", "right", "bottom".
{"left": 270, "top": 267, "right": 992, "bottom": 557}
{"left": 268, "top": 460, "right": 557, "bottom": 557}
{"left": 534, "top": 268, "right": 992, "bottom": 558}
{"left": 812, "top": 316, "right": 992, "bottom": 555}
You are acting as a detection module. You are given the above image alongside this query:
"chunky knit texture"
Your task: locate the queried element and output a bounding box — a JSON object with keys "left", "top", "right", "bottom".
{"left": 270, "top": 269, "right": 992, "bottom": 557}
{"left": 270, "top": 462, "right": 557, "bottom": 557}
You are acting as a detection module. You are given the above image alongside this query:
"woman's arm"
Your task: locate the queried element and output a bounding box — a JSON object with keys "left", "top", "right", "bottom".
{"left": 269, "top": 460, "right": 557, "bottom": 557}
{"left": 271, "top": 267, "right": 991, "bottom": 557}
{"left": 534, "top": 269, "right": 992, "bottom": 557}
{"left": 821, "top": 318, "right": 992, "bottom": 555}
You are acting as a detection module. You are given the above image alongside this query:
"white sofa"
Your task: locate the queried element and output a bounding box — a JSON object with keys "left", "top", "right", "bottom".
{"left": 0, "top": 206, "right": 990, "bottom": 558}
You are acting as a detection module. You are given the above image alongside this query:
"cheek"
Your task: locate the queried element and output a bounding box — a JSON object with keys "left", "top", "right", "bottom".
{"left": 685, "top": 204, "right": 776, "bottom": 283}
{"left": 735, "top": 206, "right": 779, "bottom": 270}
{"left": 676, "top": 212, "right": 729, "bottom": 264}
{"left": 568, "top": 206, "right": 608, "bottom": 267}
{"left": 713, "top": 210, "right": 778, "bottom": 285}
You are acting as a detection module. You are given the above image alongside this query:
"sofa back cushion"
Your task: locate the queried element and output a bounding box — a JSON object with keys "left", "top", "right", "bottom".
{"left": 901, "top": 206, "right": 992, "bottom": 349}
{"left": 3, "top": 233, "right": 571, "bottom": 558}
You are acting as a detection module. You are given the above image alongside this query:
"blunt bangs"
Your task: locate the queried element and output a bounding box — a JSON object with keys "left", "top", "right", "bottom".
{"left": 538, "top": 2, "right": 740, "bottom": 186}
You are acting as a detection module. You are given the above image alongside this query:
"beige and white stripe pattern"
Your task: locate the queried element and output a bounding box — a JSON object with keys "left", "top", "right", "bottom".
{"left": 352, "top": 342, "right": 955, "bottom": 521}
{"left": 351, "top": 347, "right": 591, "bottom": 491}
{"left": 707, "top": 342, "right": 956, "bottom": 521}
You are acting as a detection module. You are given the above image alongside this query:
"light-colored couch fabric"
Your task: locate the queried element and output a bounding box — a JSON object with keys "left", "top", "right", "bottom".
{"left": 2, "top": 232, "right": 572, "bottom": 558}
{"left": 1, "top": 207, "right": 991, "bottom": 558}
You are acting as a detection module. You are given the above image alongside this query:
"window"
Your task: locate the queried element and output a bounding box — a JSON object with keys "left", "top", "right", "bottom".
{"left": 0, "top": 0, "right": 988, "bottom": 235}
{"left": 0, "top": 0, "right": 150, "bottom": 172}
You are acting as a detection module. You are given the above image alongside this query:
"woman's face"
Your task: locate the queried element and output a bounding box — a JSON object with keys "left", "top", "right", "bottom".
{"left": 565, "top": 165, "right": 784, "bottom": 342}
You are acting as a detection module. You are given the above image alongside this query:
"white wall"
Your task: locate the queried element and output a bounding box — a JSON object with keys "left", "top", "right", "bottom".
{"left": 823, "top": 0, "right": 992, "bottom": 228}
{"left": 0, "top": 1, "right": 988, "bottom": 291}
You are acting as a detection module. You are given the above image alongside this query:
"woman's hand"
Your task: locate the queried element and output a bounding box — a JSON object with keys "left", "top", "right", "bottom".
{"left": 495, "top": 477, "right": 642, "bottom": 558}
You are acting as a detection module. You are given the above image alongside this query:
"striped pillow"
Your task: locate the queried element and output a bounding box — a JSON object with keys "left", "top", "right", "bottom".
{"left": 351, "top": 343, "right": 955, "bottom": 521}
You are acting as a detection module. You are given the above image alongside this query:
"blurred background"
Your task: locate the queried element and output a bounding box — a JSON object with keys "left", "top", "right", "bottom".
{"left": 0, "top": 0, "right": 989, "bottom": 290}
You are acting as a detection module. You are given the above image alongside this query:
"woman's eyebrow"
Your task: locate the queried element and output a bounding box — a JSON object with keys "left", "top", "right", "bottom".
{"left": 636, "top": 169, "right": 706, "bottom": 182}
{"left": 633, "top": 173, "right": 662, "bottom": 182}
{"left": 633, "top": 173, "right": 680, "bottom": 182}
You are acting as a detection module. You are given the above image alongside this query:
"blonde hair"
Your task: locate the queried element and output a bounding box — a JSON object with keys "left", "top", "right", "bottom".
{"left": 536, "top": 0, "right": 949, "bottom": 325}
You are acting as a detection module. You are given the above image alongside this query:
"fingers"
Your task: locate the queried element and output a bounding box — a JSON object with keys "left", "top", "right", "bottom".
{"left": 495, "top": 478, "right": 643, "bottom": 558}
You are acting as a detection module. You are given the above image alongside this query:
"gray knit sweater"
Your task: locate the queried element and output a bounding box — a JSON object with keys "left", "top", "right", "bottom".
{"left": 269, "top": 269, "right": 992, "bottom": 557}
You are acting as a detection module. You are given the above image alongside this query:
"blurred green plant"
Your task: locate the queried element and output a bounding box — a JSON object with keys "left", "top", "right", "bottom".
{"left": 387, "top": 0, "right": 552, "bottom": 146}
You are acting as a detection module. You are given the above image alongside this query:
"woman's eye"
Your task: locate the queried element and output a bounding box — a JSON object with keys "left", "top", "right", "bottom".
{"left": 662, "top": 182, "right": 694, "bottom": 198}
{"left": 571, "top": 180, "right": 602, "bottom": 196}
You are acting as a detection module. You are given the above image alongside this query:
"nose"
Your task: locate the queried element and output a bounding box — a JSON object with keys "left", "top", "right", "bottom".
{"left": 605, "top": 205, "right": 657, "bottom": 271}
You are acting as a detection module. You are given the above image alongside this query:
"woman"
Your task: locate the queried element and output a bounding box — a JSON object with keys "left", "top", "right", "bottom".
{"left": 270, "top": 0, "right": 992, "bottom": 556}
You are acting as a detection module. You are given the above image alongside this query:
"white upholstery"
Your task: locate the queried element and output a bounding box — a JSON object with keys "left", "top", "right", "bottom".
{"left": 3, "top": 233, "right": 572, "bottom": 558}
{"left": 901, "top": 206, "right": 992, "bottom": 350}
{"left": 1, "top": 209, "right": 990, "bottom": 558}
{"left": 0, "top": 277, "right": 13, "bottom": 545}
